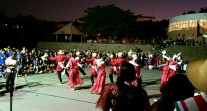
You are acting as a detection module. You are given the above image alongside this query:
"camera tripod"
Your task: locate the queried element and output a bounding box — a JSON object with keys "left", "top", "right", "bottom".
{"left": 14, "top": 72, "right": 31, "bottom": 91}
{"left": 9, "top": 72, "right": 31, "bottom": 111}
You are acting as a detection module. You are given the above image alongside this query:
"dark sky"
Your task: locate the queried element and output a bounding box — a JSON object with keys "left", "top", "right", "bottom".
{"left": 1, "top": 0, "right": 207, "bottom": 21}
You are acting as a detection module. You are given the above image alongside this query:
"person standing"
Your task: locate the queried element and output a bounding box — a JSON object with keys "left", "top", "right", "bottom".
{"left": 84, "top": 52, "right": 97, "bottom": 86}
{"left": 108, "top": 54, "right": 117, "bottom": 83}
{"left": 168, "top": 57, "right": 178, "bottom": 78}
{"left": 91, "top": 56, "right": 106, "bottom": 94}
{"left": 110, "top": 52, "right": 126, "bottom": 77}
{"left": 174, "top": 59, "right": 207, "bottom": 110}
{"left": 129, "top": 54, "right": 142, "bottom": 87}
{"left": 0, "top": 49, "right": 6, "bottom": 66}
{"left": 5, "top": 53, "right": 17, "bottom": 92}
{"left": 67, "top": 53, "right": 83, "bottom": 91}
{"left": 75, "top": 51, "right": 86, "bottom": 75}
{"left": 96, "top": 62, "right": 150, "bottom": 111}
{"left": 15, "top": 50, "right": 23, "bottom": 76}
{"left": 160, "top": 60, "right": 170, "bottom": 92}
{"left": 149, "top": 74, "right": 195, "bottom": 111}
{"left": 49, "top": 50, "right": 70, "bottom": 84}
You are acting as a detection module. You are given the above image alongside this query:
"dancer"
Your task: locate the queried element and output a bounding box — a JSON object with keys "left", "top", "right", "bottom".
{"left": 168, "top": 57, "right": 178, "bottom": 78}
{"left": 129, "top": 54, "right": 142, "bottom": 86}
{"left": 75, "top": 51, "right": 86, "bottom": 75}
{"left": 67, "top": 53, "right": 83, "bottom": 91}
{"left": 161, "top": 49, "right": 170, "bottom": 65}
{"left": 49, "top": 50, "right": 70, "bottom": 84}
{"left": 96, "top": 62, "right": 150, "bottom": 111}
{"left": 160, "top": 60, "right": 170, "bottom": 91}
{"left": 176, "top": 52, "right": 184, "bottom": 73}
{"left": 108, "top": 54, "right": 117, "bottom": 83}
{"left": 91, "top": 55, "right": 106, "bottom": 94}
{"left": 111, "top": 52, "right": 126, "bottom": 77}
{"left": 84, "top": 52, "right": 97, "bottom": 86}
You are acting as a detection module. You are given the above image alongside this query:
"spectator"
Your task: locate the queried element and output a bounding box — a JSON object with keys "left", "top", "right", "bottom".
{"left": 149, "top": 74, "right": 195, "bottom": 111}
{"left": 174, "top": 59, "right": 207, "bottom": 110}
{"left": 96, "top": 62, "right": 150, "bottom": 111}
{"left": 5, "top": 53, "right": 18, "bottom": 92}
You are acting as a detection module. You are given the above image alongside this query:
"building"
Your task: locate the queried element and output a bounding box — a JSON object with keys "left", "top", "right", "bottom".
{"left": 168, "top": 13, "right": 207, "bottom": 43}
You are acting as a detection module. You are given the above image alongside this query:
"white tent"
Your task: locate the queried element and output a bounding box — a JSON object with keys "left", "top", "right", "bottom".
{"left": 53, "top": 23, "right": 85, "bottom": 43}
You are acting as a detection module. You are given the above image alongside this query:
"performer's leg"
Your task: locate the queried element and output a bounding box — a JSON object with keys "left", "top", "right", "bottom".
{"left": 57, "top": 71, "right": 62, "bottom": 83}
{"left": 5, "top": 72, "right": 12, "bottom": 91}
{"left": 90, "top": 75, "right": 94, "bottom": 85}
{"left": 109, "top": 74, "right": 114, "bottom": 83}
{"left": 65, "top": 71, "right": 69, "bottom": 78}
{"left": 78, "top": 67, "right": 86, "bottom": 75}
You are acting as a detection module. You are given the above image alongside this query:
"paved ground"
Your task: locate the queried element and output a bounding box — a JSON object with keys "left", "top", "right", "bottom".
{"left": 0, "top": 67, "right": 162, "bottom": 111}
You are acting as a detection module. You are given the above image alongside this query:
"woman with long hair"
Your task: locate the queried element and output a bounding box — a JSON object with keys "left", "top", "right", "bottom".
{"left": 96, "top": 62, "right": 150, "bottom": 111}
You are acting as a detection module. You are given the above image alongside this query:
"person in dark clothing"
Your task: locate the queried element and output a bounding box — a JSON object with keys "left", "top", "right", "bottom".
{"left": 96, "top": 62, "right": 150, "bottom": 111}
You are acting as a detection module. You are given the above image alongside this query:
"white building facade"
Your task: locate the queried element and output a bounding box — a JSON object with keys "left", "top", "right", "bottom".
{"left": 168, "top": 13, "right": 207, "bottom": 43}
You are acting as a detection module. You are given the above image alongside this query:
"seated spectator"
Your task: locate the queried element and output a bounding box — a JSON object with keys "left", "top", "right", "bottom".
{"left": 149, "top": 74, "right": 195, "bottom": 111}
{"left": 96, "top": 62, "right": 150, "bottom": 111}
{"left": 174, "top": 59, "right": 207, "bottom": 110}
{"left": 0, "top": 64, "right": 6, "bottom": 77}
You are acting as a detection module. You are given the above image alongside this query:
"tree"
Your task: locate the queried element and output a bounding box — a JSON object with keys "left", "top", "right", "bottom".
{"left": 186, "top": 11, "right": 196, "bottom": 14}
{"left": 182, "top": 12, "right": 186, "bottom": 15}
{"left": 0, "top": 14, "right": 56, "bottom": 49}
{"left": 79, "top": 5, "right": 137, "bottom": 40}
{"left": 199, "top": 7, "right": 207, "bottom": 13}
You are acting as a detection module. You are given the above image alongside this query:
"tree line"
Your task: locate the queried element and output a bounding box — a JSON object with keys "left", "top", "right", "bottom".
{"left": 0, "top": 4, "right": 206, "bottom": 49}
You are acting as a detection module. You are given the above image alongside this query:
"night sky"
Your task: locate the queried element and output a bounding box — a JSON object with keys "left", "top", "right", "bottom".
{"left": 2, "top": 0, "right": 207, "bottom": 21}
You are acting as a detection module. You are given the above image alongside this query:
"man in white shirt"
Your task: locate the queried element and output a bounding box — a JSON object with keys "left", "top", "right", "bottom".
{"left": 5, "top": 53, "right": 17, "bottom": 92}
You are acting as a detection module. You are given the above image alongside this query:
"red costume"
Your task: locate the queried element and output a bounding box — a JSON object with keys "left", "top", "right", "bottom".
{"left": 91, "top": 60, "right": 106, "bottom": 94}
{"left": 108, "top": 58, "right": 117, "bottom": 83}
{"left": 96, "top": 84, "right": 150, "bottom": 111}
{"left": 129, "top": 59, "right": 142, "bottom": 87}
{"left": 49, "top": 54, "right": 70, "bottom": 72}
{"left": 109, "top": 58, "right": 117, "bottom": 75}
{"left": 67, "top": 58, "right": 83, "bottom": 90}
{"left": 168, "top": 60, "right": 178, "bottom": 78}
{"left": 160, "top": 62, "right": 170, "bottom": 92}
{"left": 75, "top": 53, "right": 86, "bottom": 75}
{"left": 85, "top": 57, "right": 97, "bottom": 76}
{"left": 85, "top": 53, "right": 98, "bottom": 85}
{"left": 49, "top": 51, "right": 70, "bottom": 84}
{"left": 160, "top": 60, "right": 178, "bottom": 92}
{"left": 111, "top": 57, "right": 126, "bottom": 77}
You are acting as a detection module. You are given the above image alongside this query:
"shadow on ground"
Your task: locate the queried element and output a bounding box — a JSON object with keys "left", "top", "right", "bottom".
{"left": 0, "top": 82, "right": 42, "bottom": 96}
{"left": 75, "top": 84, "right": 92, "bottom": 90}
{"left": 142, "top": 79, "right": 160, "bottom": 87}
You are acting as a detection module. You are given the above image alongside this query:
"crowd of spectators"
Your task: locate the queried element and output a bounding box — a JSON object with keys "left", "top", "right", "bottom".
{"left": 0, "top": 46, "right": 57, "bottom": 77}
{"left": 0, "top": 45, "right": 169, "bottom": 77}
